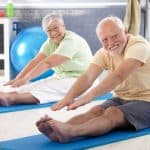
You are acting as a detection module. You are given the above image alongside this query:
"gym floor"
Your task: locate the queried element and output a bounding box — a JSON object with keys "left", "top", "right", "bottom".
{"left": 1, "top": 100, "right": 150, "bottom": 150}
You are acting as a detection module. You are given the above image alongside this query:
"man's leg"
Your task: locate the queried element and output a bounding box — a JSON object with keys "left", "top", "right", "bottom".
{"left": 36, "top": 105, "right": 105, "bottom": 141}
{"left": 0, "top": 91, "right": 39, "bottom": 106}
{"left": 45, "top": 106, "right": 129, "bottom": 143}
{"left": 67, "top": 105, "right": 105, "bottom": 124}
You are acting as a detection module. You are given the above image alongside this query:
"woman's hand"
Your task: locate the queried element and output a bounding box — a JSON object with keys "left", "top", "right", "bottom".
{"left": 9, "top": 77, "right": 28, "bottom": 87}
{"left": 3, "top": 79, "right": 16, "bottom": 86}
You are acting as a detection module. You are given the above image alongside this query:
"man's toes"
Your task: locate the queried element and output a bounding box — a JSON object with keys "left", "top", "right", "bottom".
{"left": 37, "top": 121, "right": 58, "bottom": 142}
{"left": 36, "top": 115, "right": 51, "bottom": 126}
{"left": 36, "top": 120, "right": 42, "bottom": 127}
{"left": 41, "top": 115, "right": 52, "bottom": 123}
{"left": 37, "top": 122, "right": 53, "bottom": 134}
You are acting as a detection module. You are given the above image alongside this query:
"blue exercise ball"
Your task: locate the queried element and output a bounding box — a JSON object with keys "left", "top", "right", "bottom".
{"left": 11, "top": 26, "right": 54, "bottom": 81}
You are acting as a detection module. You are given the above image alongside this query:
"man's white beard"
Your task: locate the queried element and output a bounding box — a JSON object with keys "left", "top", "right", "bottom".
{"left": 108, "top": 48, "right": 123, "bottom": 56}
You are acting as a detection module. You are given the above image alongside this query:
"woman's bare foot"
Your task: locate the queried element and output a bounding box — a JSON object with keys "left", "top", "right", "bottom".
{"left": 48, "top": 119, "right": 74, "bottom": 143}
{"left": 36, "top": 115, "right": 58, "bottom": 141}
{"left": 0, "top": 92, "right": 12, "bottom": 106}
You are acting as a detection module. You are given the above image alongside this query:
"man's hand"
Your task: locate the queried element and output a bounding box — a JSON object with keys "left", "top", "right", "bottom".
{"left": 67, "top": 97, "right": 90, "bottom": 110}
{"left": 51, "top": 98, "right": 73, "bottom": 111}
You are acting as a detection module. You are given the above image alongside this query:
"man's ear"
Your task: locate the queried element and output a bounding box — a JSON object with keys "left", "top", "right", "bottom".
{"left": 124, "top": 28, "right": 128, "bottom": 34}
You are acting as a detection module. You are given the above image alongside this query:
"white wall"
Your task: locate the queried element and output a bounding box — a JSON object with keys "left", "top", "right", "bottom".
{"left": 1, "top": 0, "right": 147, "bottom": 9}
{"left": 1, "top": 0, "right": 125, "bottom": 4}
{"left": 0, "top": 0, "right": 126, "bottom": 8}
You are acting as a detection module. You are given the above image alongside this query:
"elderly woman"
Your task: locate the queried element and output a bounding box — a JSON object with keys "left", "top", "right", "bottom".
{"left": 0, "top": 13, "right": 92, "bottom": 106}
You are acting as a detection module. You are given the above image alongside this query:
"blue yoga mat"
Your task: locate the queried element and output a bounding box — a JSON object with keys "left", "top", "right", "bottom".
{"left": 0, "top": 102, "right": 55, "bottom": 114}
{"left": 0, "top": 93, "right": 113, "bottom": 113}
{"left": 1, "top": 128, "right": 150, "bottom": 150}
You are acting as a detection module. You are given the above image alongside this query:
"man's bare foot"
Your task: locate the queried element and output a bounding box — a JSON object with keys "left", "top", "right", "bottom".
{"left": 48, "top": 119, "right": 74, "bottom": 143}
{"left": 36, "top": 115, "right": 50, "bottom": 126}
{"left": 36, "top": 115, "right": 58, "bottom": 141}
{"left": 0, "top": 92, "right": 11, "bottom": 106}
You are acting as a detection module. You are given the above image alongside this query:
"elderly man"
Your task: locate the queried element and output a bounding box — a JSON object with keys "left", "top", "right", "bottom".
{"left": 36, "top": 16, "right": 150, "bottom": 143}
{"left": 0, "top": 13, "right": 92, "bottom": 106}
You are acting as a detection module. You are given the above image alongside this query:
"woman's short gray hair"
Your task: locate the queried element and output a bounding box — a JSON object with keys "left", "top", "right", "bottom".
{"left": 96, "top": 16, "right": 125, "bottom": 37}
{"left": 42, "top": 13, "right": 64, "bottom": 32}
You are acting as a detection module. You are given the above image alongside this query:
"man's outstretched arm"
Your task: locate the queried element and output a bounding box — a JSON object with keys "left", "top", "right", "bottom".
{"left": 68, "top": 58, "right": 143, "bottom": 110}
{"left": 52, "top": 63, "right": 103, "bottom": 110}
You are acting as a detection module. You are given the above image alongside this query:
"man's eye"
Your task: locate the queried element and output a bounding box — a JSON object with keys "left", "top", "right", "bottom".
{"left": 112, "top": 35, "right": 118, "bottom": 39}
{"left": 103, "top": 39, "right": 107, "bottom": 43}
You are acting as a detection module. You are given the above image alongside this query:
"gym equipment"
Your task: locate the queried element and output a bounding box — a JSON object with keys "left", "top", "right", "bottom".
{"left": 10, "top": 26, "right": 54, "bottom": 81}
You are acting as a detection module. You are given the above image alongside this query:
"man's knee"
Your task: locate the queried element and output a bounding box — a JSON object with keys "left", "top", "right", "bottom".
{"left": 89, "top": 105, "right": 105, "bottom": 115}
{"left": 104, "top": 106, "right": 126, "bottom": 127}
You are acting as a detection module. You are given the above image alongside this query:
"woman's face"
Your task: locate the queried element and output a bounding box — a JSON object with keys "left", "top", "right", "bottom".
{"left": 46, "top": 21, "right": 65, "bottom": 44}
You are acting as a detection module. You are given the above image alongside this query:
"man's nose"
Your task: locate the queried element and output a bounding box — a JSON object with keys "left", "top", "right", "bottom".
{"left": 108, "top": 38, "right": 115, "bottom": 46}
